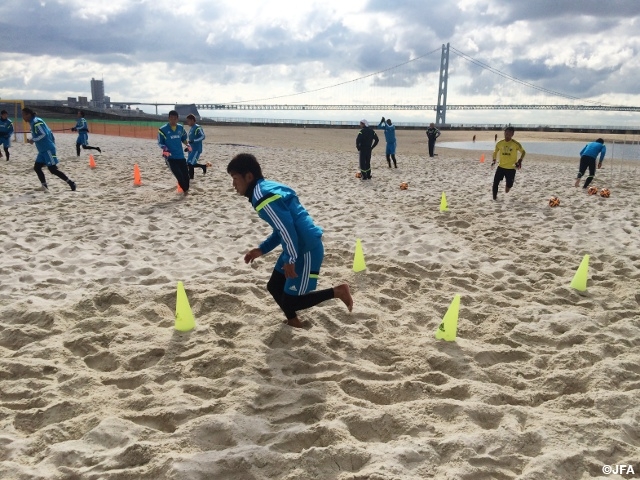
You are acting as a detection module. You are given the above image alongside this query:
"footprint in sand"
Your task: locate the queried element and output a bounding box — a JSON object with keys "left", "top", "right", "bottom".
{"left": 125, "top": 348, "right": 165, "bottom": 371}
{"left": 84, "top": 351, "right": 119, "bottom": 372}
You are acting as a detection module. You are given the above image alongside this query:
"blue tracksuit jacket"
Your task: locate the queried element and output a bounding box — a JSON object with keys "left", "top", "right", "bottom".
{"left": 158, "top": 123, "right": 187, "bottom": 160}
{"left": 29, "top": 116, "right": 58, "bottom": 165}
{"left": 188, "top": 124, "right": 205, "bottom": 153}
{"left": 250, "top": 179, "right": 323, "bottom": 264}
{"left": 377, "top": 121, "right": 396, "bottom": 143}
{"left": 0, "top": 118, "right": 14, "bottom": 138}
{"left": 74, "top": 117, "right": 90, "bottom": 145}
{"left": 580, "top": 142, "right": 606, "bottom": 163}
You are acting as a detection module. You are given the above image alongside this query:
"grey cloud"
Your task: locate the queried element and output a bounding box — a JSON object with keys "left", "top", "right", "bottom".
{"left": 495, "top": 0, "right": 640, "bottom": 22}
{"left": 1, "top": 0, "right": 639, "bottom": 114}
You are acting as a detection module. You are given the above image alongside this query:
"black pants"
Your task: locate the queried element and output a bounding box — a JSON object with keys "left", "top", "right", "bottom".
{"left": 359, "top": 149, "right": 372, "bottom": 179}
{"left": 34, "top": 162, "right": 69, "bottom": 185}
{"left": 577, "top": 155, "right": 596, "bottom": 188}
{"left": 266, "top": 270, "right": 334, "bottom": 320}
{"left": 428, "top": 137, "right": 436, "bottom": 157}
{"left": 3, "top": 147, "right": 9, "bottom": 161}
{"left": 492, "top": 166, "right": 516, "bottom": 199}
{"left": 188, "top": 163, "right": 206, "bottom": 179}
{"left": 386, "top": 154, "right": 397, "bottom": 167}
{"left": 168, "top": 158, "right": 190, "bottom": 192}
{"left": 76, "top": 143, "right": 100, "bottom": 156}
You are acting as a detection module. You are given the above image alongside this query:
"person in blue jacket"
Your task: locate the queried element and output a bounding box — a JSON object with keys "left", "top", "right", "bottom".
{"left": 227, "top": 153, "right": 353, "bottom": 328}
{"left": 377, "top": 116, "right": 397, "bottom": 168}
{"left": 71, "top": 111, "right": 101, "bottom": 157}
{"left": 158, "top": 110, "right": 190, "bottom": 195}
{"left": 575, "top": 138, "right": 606, "bottom": 189}
{"left": 0, "top": 110, "right": 14, "bottom": 161}
{"left": 21, "top": 108, "right": 76, "bottom": 192}
{"left": 185, "top": 114, "right": 207, "bottom": 179}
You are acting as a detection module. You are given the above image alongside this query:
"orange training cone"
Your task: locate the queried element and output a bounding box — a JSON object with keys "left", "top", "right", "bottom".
{"left": 480, "top": 154, "right": 485, "bottom": 163}
{"left": 89, "top": 154, "right": 97, "bottom": 169}
{"left": 133, "top": 164, "right": 142, "bottom": 186}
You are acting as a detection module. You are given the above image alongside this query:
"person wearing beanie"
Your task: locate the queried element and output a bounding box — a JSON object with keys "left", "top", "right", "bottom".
{"left": 426, "top": 122, "right": 441, "bottom": 157}
{"left": 356, "top": 119, "right": 379, "bottom": 180}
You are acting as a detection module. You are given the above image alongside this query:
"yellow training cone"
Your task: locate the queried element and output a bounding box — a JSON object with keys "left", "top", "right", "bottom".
{"left": 440, "top": 192, "right": 448, "bottom": 212}
{"left": 352, "top": 239, "right": 366, "bottom": 272}
{"left": 175, "top": 281, "right": 196, "bottom": 331}
{"left": 570, "top": 254, "right": 590, "bottom": 292}
{"left": 435, "top": 294, "right": 460, "bottom": 341}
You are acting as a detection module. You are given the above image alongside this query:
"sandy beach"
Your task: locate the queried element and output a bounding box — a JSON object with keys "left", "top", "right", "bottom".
{"left": 0, "top": 126, "right": 639, "bottom": 479}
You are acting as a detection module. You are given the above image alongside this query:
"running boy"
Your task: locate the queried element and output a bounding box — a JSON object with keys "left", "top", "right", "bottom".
{"left": 185, "top": 114, "right": 207, "bottom": 179}
{"left": 0, "top": 110, "right": 14, "bottom": 161}
{"left": 575, "top": 138, "right": 606, "bottom": 189}
{"left": 227, "top": 153, "right": 353, "bottom": 328}
{"left": 21, "top": 108, "right": 76, "bottom": 192}
{"left": 158, "top": 110, "right": 190, "bottom": 195}
{"left": 71, "top": 111, "right": 101, "bottom": 156}
{"left": 491, "top": 126, "right": 525, "bottom": 200}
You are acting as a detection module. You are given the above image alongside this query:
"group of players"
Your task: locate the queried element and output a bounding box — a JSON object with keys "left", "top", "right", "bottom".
{"left": 157, "top": 110, "right": 209, "bottom": 197}
{"left": 0, "top": 108, "right": 209, "bottom": 194}
{"left": 354, "top": 118, "right": 607, "bottom": 200}
{"left": 355, "top": 116, "right": 527, "bottom": 199}
{"left": 2, "top": 108, "right": 608, "bottom": 203}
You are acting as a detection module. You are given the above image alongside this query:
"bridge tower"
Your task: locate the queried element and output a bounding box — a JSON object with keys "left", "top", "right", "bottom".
{"left": 435, "top": 42, "right": 450, "bottom": 125}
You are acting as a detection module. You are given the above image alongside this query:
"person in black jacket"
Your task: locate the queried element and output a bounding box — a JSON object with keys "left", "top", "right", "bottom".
{"left": 356, "top": 119, "right": 379, "bottom": 180}
{"left": 426, "top": 122, "right": 441, "bottom": 157}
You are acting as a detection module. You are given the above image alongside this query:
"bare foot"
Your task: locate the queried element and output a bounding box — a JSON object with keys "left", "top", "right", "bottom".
{"left": 287, "top": 317, "right": 304, "bottom": 328}
{"left": 334, "top": 284, "right": 353, "bottom": 312}
{"left": 574, "top": 179, "right": 580, "bottom": 187}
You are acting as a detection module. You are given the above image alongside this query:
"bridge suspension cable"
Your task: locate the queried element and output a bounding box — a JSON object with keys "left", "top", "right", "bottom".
{"left": 228, "top": 47, "right": 442, "bottom": 104}
{"left": 117, "top": 44, "right": 639, "bottom": 113}
{"left": 194, "top": 103, "right": 640, "bottom": 112}
{"left": 449, "top": 46, "right": 612, "bottom": 107}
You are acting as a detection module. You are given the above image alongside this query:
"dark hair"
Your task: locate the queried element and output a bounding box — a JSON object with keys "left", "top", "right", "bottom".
{"left": 504, "top": 126, "right": 515, "bottom": 133}
{"left": 168, "top": 110, "right": 178, "bottom": 117}
{"left": 227, "top": 153, "right": 263, "bottom": 179}
{"left": 78, "top": 110, "right": 85, "bottom": 117}
{"left": 186, "top": 114, "right": 196, "bottom": 121}
{"left": 596, "top": 138, "right": 604, "bottom": 144}
{"left": 0, "top": 110, "right": 7, "bottom": 115}
{"left": 21, "top": 107, "right": 36, "bottom": 116}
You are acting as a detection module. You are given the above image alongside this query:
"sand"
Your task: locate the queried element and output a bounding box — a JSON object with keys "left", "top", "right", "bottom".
{"left": 0, "top": 126, "right": 639, "bottom": 479}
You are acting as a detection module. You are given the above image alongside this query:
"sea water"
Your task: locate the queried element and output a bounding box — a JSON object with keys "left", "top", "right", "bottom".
{"left": 439, "top": 141, "right": 640, "bottom": 160}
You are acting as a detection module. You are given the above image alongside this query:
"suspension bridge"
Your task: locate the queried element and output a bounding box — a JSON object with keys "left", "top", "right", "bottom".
{"left": 190, "top": 104, "right": 640, "bottom": 112}
{"left": 110, "top": 44, "right": 639, "bottom": 124}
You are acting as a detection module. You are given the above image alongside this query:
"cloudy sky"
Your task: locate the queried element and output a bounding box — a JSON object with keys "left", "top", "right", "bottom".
{"left": 1, "top": 0, "right": 639, "bottom": 126}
